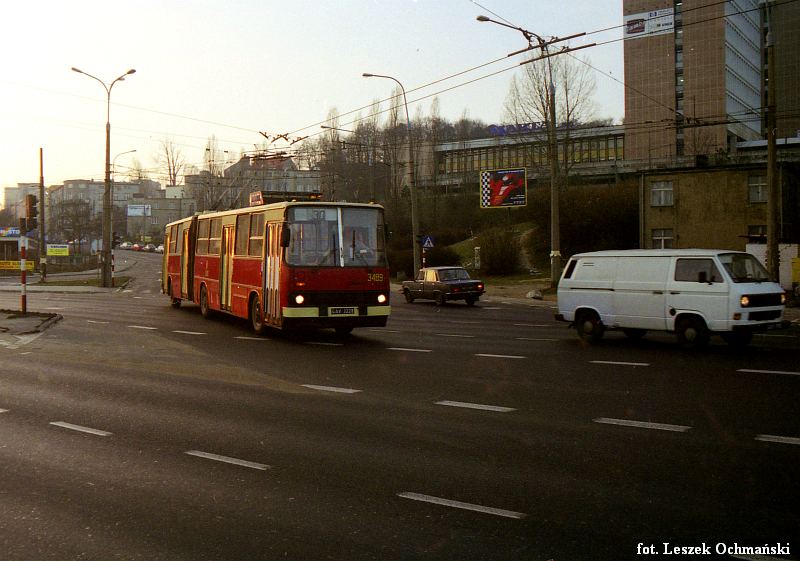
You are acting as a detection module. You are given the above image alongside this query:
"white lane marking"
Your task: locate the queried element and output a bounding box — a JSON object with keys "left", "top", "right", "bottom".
{"left": 185, "top": 450, "right": 270, "bottom": 471}
{"left": 87, "top": 320, "right": 110, "bottom": 324}
{"left": 482, "top": 306, "right": 503, "bottom": 310}
{"left": 738, "top": 368, "right": 800, "bottom": 377}
{"left": 513, "top": 323, "right": 551, "bottom": 327}
{"left": 172, "top": 330, "right": 206, "bottom": 335}
{"left": 434, "top": 333, "right": 476, "bottom": 338}
{"left": 234, "top": 336, "right": 269, "bottom": 341}
{"left": 305, "top": 341, "right": 344, "bottom": 347}
{"left": 301, "top": 384, "right": 362, "bottom": 394}
{"left": 50, "top": 421, "right": 112, "bottom": 437}
{"left": 128, "top": 325, "right": 158, "bottom": 330}
{"left": 516, "top": 337, "right": 557, "bottom": 342}
{"left": 593, "top": 417, "right": 691, "bottom": 433}
{"left": 436, "top": 400, "right": 516, "bottom": 413}
{"left": 123, "top": 290, "right": 133, "bottom": 293}
{"left": 387, "top": 347, "right": 433, "bottom": 353}
{"left": 371, "top": 329, "right": 400, "bottom": 333}
{"left": 132, "top": 296, "right": 144, "bottom": 299}
{"left": 45, "top": 307, "right": 64, "bottom": 310}
{"left": 0, "top": 409, "right": 8, "bottom": 414}
{"left": 591, "top": 360, "right": 650, "bottom": 367}
{"left": 447, "top": 321, "right": 479, "bottom": 325}
{"left": 398, "top": 492, "right": 526, "bottom": 520}
{"left": 475, "top": 353, "right": 526, "bottom": 359}
{"left": 755, "top": 434, "right": 800, "bottom": 446}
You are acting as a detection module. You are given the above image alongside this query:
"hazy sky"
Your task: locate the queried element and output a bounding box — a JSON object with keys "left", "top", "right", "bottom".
{"left": 0, "top": 0, "right": 624, "bottom": 199}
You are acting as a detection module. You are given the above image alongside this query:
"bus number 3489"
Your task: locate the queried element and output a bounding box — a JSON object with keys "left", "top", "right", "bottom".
{"left": 368, "top": 273, "right": 384, "bottom": 283}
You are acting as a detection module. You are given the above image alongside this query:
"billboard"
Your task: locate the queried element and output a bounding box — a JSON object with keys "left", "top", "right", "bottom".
{"left": 127, "top": 204, "right": 152, "bottom": 217}
{"left": 624, "top": 9, "right": 674, "bottom": 40}
{"left": 480, "top": 168, "right": 527, "bottom": 209}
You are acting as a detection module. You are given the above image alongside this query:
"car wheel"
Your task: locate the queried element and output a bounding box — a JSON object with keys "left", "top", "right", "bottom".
{"left": 251, "top": 295, "right": 266, "bottom": 335}
{"left": 576, "top": 310, "right": 604, "bottom": 342}
{"left": 404, "top": 290, "right": 415, "bottom": 304}
{"left": 465, "top": 295, "right": 478, "bottom": 306}
{"left": 434, "top": 292, "right": 446, "bottom": 306}
{"left": 199, "top": 285, "right": 211, "bottom": 319}
{"left": 676, "top": 316, "right": 709, "bottom": 349}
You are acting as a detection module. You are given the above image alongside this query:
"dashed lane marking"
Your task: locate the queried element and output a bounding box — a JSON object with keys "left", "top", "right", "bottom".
{"left": 738, "top": 368, "right": 800, "bottom": 377}
{"left": 87, "top": 320, "right": 110, "bottom": 324}
{"left": 387, "top": 347, "right": 433, "bottom": 353}
{"left": 301, "top": 384, "right": 362, "bottom": 394}
{"left": 398, "top": 492, "right": 526, "bottom": 520}
{"left": 172, "top": 330, "right": 206, "bottom": 335}
{"left": 475, "top": 353, "right": 526, "bottom": 359}
{"left": 755, "top": 434, "right": 800, "bottom": 446}
{"left": 185, "top": 450, "right": 270, "bottom": 471}
{"left": 50, "top": 421, "right": 112, "bottom": 437}
{"left": 128, "top": 325, "right": 158, "bottom": 330}
{"left": 593, "top": 417, "right": 691, "bottom": 433}
{"left": 234, "top": 336, "right": 269, "bottom": 340}
{"left": 434, "top": 333, "right": 476, "bottom": 338}
{"left": 591, "top": 360, "right": 650, "bottom": 367}
{"left": 435, "top": 400, "right": 516, "bottom": 413}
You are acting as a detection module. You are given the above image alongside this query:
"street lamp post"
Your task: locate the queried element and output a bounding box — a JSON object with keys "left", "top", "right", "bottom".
{"left": 71, "top": 66, "right": 136, "bottom": 287}
{"left": 362, "top": 73, "right": 421, "bottom": 275}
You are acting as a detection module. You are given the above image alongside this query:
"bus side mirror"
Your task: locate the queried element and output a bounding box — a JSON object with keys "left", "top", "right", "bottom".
{"left": 280, "top": 224, "right": 291, "bottom": 247}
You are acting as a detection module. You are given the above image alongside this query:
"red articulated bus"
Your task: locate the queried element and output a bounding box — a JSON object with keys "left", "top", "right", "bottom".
{"left": 161, "top": 199, "right": 391, "bottom": 335}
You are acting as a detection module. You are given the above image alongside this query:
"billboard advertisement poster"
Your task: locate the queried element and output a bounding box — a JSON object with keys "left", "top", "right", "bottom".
{"left": 624, "top": 9, "right": 674, "bottom": 40}
{"left": 480, "top": 168, "right": 527, "bottom": 209}
{"left": 127, "top": 204, "right": 152, "bottom": 217}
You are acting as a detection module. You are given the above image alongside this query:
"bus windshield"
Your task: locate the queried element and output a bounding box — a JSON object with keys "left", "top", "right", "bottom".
{"left": 718, "top": 252, "right": 771, "bottom": 283}
{"left": 286, "top": 206, "right": 386, "bottom": 267}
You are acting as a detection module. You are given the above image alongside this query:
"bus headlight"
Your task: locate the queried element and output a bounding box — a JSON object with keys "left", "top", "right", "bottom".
{"left": 295, "top": 294, "right": 305, "bottom": 305}
{"left": 740, "top": 296, "right": 750, "bottom": 307}
{"left": 377, "top": 294, "right": 387, "bottom": 304}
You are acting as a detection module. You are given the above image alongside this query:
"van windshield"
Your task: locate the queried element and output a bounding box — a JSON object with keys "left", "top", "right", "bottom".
{"left": 718, "top": 253, "right": 771, "bottom": 283}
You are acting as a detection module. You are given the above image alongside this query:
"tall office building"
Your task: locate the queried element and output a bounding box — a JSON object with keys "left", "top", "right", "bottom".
{"left": 623, "top": 0, "right": 763, "bottom": 162}
{"left": 767, "top": 0, "right": 800, "bottom": 139}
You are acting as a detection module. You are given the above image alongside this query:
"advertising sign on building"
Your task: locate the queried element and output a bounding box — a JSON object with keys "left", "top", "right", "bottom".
{"left": 479, "top": 168, "right": 527, "bottom": 209}
{"left": 624, "top": 8, "right": 675, "bottom": 40}
{"left": 127, "top": 204, "right": 152, "bottom": 217}
{"left": 47, "top": 244, "right": 70, "bottom": 257}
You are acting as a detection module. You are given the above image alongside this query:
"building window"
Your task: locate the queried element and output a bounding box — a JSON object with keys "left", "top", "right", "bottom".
{"left": 650, "top": 181, "right": 674, "bottom": 206}
{"left": 748, "top": 175, "right": 767, "bottom": 202}
{"left": 747, "top": 224, "right": 767, "bottom": 241}
{"left": 652, "top": 228, "right": 674, "bottom": 249}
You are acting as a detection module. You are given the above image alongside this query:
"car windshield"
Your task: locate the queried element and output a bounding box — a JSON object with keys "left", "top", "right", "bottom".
{"left": 718, "top": 253, "right": 771, "bottom": 283}
{"left": 439, "top": 268, "right": 470, "bottom": 281}
{"left": 286, "top": 206, "right": 386, "bottom": 268}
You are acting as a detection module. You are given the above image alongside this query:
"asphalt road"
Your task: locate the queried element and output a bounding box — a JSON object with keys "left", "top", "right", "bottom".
{"left": 0, "top": 252, "right": 798, "bottom": 561}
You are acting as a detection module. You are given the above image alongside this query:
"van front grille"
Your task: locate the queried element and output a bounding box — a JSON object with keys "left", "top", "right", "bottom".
{"left": 748, "top": 310, "right": 781, "bottom": 321}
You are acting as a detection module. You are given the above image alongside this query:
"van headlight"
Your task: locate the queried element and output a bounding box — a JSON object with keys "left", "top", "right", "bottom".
{"left": 781, "top": 293, "right": 786, "bottom": 305}
{"left": 740, "top": 296, "right": 750, "bottom": 307}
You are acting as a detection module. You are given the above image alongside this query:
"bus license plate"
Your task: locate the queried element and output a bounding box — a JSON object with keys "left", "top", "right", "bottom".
{"left": 329, "top": 307, "right": 357, "bottom": 316}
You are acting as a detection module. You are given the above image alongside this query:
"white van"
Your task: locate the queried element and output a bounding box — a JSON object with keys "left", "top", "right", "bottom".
{"left": 556, "top": 249, "right": 787, "bottom": 347}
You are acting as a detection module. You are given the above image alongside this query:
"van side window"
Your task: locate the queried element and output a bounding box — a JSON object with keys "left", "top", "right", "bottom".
{"left": 675, "top": 259, "right": 722, "bottom": 283}
{"left": 563, "top": 259, "right": 577, "bottom": 279}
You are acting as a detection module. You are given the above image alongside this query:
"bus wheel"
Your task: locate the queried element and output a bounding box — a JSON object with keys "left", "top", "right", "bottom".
{"left": 251, "top": 295, "right": 266, "bottom": 335}
{"left": 199, "top": 285, "right": 211, "bottom": 319}
{"left": 168, "top": 280, "right": 181, "bottom": 309}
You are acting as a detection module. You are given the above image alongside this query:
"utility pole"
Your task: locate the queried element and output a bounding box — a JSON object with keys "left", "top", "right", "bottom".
{"left": 39, "top": 148, "right": 46, "bottom": 283}
{"left": 765, "top": 16, "right": 780, "bottom": 282}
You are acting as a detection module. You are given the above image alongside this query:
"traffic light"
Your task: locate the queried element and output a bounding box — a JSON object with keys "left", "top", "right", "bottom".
{"left": 112, "top": 232, "right": 122, "bottom": 248}
{"left": 25, "top": 194, "right": 38, "bottom": 231}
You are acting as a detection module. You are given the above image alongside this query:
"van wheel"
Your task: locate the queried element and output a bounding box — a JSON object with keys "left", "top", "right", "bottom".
{"left": 576, "top": 310, "right": 604, "bottom": 342}
{"left": 676, "top": 316, "right": 709, "bottom": 349}
{"left": 721, "top": 331, "right": 753, "bottom": 347}
{"left": 622, "top": 328, "right": 646, "bottom": 340}
{"left": 251, "top": 295, "right": 266, "bottom": 335}
{"left": 199, "top": 285, "right": 212, "bottom": 319}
